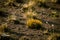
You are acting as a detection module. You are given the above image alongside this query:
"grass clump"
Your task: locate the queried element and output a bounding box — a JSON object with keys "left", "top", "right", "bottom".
{"left": 37, "top": 0, "right": 57, "bottom": 3}
{"left": 26, "top": 19, "right": 42, "bottom": 29}
{"left": 23, "top": 0, "right": 36, "bottom": 8}
{"left": 0, "top": 23, "right": 8, "bottom": 34}
{"left": 49, "top": 10, "right": 59, "bottom": 19}
{"left": 19, "top": 36, "right": 30, "bottom": 40}
{"left": 25, "top": 9, "right": 37, "bottom": 19}
{"left": 8, "top": 15, "right": 16, "bottom": 21}
{"left": 4, "top": 0, "right": 15, "bottom": 5}
{"left": 48, "top": 33, "right": 60, "bottom": 40}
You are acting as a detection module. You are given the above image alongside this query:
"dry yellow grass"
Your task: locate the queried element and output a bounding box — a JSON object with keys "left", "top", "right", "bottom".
{"left": 8, "top": 15, "right": 16, "bottom": 21}
{"left": 0, "top": 23, "right": 8, "bottom": 34}
{"left": 23, "top": 0, "right": 36, "bottom": 8}
{"left": 25, "top": 9, "right": 37, "bottom": 18}
{"left": 4, "top": 0, "right": 15, "bottom": 5}
{"left": 37, "top": 0, "right": 57, "bottom": 3}
{"left": 26, "top": 19, "right": 42, "bottom": 29}
{"left": 48, "top": 33, "right": 60, "bottom": 40}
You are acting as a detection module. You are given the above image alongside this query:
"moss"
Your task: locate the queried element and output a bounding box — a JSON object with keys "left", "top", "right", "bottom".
{"left": 0, "top": 35, "right": 17, "bottom": 40}
{"left": 0, "top": 8, "right": 8, "bottom": 12}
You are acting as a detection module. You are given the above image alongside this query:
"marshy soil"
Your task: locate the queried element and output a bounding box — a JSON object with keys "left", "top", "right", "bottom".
{"left": 0, "top": 0, "right": 60, "bottom": 40}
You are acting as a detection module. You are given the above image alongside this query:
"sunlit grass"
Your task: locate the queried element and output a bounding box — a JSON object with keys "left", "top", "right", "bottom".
{"left": 49, "top": 10, "right": 59, "bottom": 19}
{"left": 26, "top": 19, "right": 42, "bottom": 29}
{"left": 4, "top": 0, "right": 15, "bottom": 5}
{"left": 48, "top": 33, "right": 60, "bottom": 40}
{"left": 35, "top": 0, "right": 57, "bottom": 3}
{"left": 25, "top": 9, "right": 37, "bottom": 19}
{"left": 8, "top": 15, "right": 16, "bottom": 21}
{"left": 23, "top": 0, "right": 36, "bottom": 8}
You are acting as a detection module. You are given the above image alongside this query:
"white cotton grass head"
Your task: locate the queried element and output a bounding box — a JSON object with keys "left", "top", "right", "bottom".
{"left": 51, "top": 24, "right": 54, "bottom": 27}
